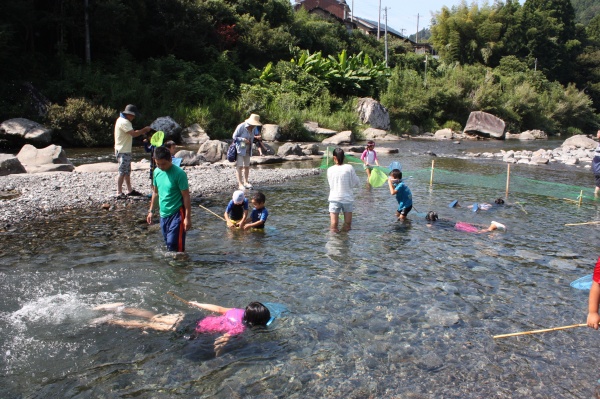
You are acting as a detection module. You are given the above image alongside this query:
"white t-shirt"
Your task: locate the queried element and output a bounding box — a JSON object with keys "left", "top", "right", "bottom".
{"left": 327, "top": 164, "right": 360, "bottom": 203}
{"left": 114, "top": 117, "right": 134, "bottom": 153}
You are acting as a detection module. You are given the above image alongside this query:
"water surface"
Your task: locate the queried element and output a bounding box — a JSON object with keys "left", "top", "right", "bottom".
{"left": 1, "top": 140, "right": 600, "bottom": 398}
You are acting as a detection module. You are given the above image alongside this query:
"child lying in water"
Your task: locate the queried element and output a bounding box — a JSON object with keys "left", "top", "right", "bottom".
{"left": 425, "top": 211, "right": 506, "bottom": 233}
{"left": 92, "top": 300, "right": 271, "bottom": 354}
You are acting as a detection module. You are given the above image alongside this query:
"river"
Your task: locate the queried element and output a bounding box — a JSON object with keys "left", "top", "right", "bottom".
{"left": 1, "top": 138, "right": 599, "bottom": 398}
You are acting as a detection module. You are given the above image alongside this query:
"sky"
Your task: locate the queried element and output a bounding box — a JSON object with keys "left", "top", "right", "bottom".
{"left": 347, "top": 0, "right": 462, "bottom": 36}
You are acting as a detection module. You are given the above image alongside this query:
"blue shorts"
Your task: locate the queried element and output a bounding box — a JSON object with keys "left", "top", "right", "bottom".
{"left": 160, "top": 207, "right": 186, "bottom": 252}
{"left": 329, "top": 201, "right": 353, "bottom": 213}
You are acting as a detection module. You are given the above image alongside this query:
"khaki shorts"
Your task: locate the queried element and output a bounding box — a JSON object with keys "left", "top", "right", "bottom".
{"left": 236, "top": 154, "right": 251, "bottom": 167}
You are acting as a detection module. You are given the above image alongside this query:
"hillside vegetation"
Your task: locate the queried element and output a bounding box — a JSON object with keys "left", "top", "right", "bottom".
{"left": 0, "top": 0, "right": 599, "bottom": 146}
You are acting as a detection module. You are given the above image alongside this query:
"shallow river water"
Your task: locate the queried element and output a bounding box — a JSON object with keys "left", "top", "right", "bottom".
{"left": 2, "top": 139, "right": 600, "bottom": 398}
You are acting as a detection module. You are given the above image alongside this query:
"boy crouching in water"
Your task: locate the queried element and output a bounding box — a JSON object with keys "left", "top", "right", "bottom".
{"left": 244, "top": 192, "right": 269, "bottom": 230}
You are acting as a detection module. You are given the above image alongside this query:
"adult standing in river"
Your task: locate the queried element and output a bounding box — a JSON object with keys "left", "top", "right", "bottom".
{"left": 114, "top": 104, "right": 152, "bottom": 199}
{"left": 593, "top": 130, "right": 600, "bottom": 197}
{"left": 232, "top": 114, "right": 262, "bottom": 190}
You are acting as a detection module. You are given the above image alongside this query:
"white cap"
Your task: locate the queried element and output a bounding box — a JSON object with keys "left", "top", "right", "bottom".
{"left": 232, "top": 190, "right": 245, "bottom": 204}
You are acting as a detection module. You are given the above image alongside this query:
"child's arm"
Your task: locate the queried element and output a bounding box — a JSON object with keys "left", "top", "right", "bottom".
{"left": 388, "top": 178, "right": 398, "bottom": 195}
{"left": 239, "top": 209, "right": 249, "bottom": 228}
{"left": 588, "top": 281, "right": 600, "bottom": 329}
{"left": 188, "top": 302, "right": 231, "bottom": 314}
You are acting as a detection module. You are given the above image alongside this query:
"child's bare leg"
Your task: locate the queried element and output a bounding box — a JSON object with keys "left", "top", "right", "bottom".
{"left": 341, "top": 212, "right": 352, "bottom": 231}
{"left": 93, "top": 302, "right": 125, "bottom": 311}
{"left": 329, "top": 212, "right": 339, "bottom": 232}
{"left": 365, "top": 168, "right": 371, "bottom": 178}
{"left": 122, "top": 308, "right": 157, "bottom": 319}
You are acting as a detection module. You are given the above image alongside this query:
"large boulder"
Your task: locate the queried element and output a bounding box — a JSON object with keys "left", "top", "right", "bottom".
{"left": 0, "top": 118, "right": 53, "bottom": 146}
{"left": 356, "top": 98, "right": 390, "bottom": 130}
{"left": 322, "top": 130, "right": 353, "bottom": 146}
{"left": 151, "top": 117, "right": 182, "bottom": 143}
{"left": 75, "top": 162, "right": 118, "bottom": 173}
{"left": 197, "top": 140, "right": 228, "bottom": 163}
{"left": 463, "top": 111, "right": 505, "bottom": 139}
{"left": 277, "top": 143, "right": 304, "bottom": 157}
{"left": 0, "top": 154, "right": 26, "bottom": 176}
{"left": 261, "top": 124, "right": 282, "bottom": 141}
{"left": 562, "top": 134, "right": 597, "bottom": 150}
{"left": 362, "top": 127, "right": 400, "bottom": 141}
{"left": 17, "top": 144, "right": 74, "bottom": 173}
{"left": 180, "top": 124, "right": 209, "bottom": 145}
{"left": 522, "top": 129, "right": 548, "bottom": 139}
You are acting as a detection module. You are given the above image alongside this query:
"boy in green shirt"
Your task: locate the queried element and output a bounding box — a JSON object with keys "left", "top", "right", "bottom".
{"left": 147, "top": 146, "right": 192, "bottom": 252}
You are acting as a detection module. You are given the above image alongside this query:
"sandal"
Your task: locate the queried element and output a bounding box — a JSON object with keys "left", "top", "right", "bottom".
{"left": 116, "top": 193, "right": 127, "bottom": 200}
{"left": 127, "top": 189, "right": 144, "bottom": 197}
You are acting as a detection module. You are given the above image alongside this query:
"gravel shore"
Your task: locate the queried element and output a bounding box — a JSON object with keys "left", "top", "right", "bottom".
{"left": 0, "top": 164, "right": 320, "bottom": 228}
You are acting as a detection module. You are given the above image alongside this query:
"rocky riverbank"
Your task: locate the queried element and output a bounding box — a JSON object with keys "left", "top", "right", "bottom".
{"left": 0, "top": 164, "right": 320, "bottom": 230}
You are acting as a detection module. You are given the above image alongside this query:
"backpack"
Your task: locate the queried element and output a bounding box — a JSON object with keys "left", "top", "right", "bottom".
{"left": 227, "top": 141, "right": 237, "bottom": 162}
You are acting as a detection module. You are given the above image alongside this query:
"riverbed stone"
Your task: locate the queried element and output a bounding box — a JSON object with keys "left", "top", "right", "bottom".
{"left": 0, "top": 118, "right": 53, "bottom": 146}
{"left": 261, "top": 124, "right": 282, "bottom": 141}
{"left": 362, "top": 128, "right": 399, "bottom": 141}
{"left": 277, "top": 143, "right": 304, "bottom": 157}
{"left": 0, "top": 154, "right": 26, "bottom": 176}
{"left": 463, "top": 111, "right": 505, "bottom": 139}
{"left": 17, "top": 144, "right": 74, "bottom": 173}
{"left": 197, "top": 140, "right": 227, "bottom": 163}
{"left": 322, "top": 130, "right": 353, "bottom": 145}
{"left": 151, "top": 116, "right": 182, "bottom": 143}
{"left": 434, "top": 128, "right": 453, "bottom": 140}
{"left": 304, "top": 122, "right": 337, "bottom": 136}
{"left": 180, "top": 123, "right": 209, "bottom": 145}
{"left": 562, "top": 134, "right": 597, "bottom": 149}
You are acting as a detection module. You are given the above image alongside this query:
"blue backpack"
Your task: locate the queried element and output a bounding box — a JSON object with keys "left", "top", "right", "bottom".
{"left": 227, "top": 142, "right": 237, "bottom": 162}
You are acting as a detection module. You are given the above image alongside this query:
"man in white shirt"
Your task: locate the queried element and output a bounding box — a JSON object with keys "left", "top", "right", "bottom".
{"left": 114, "top": 104, "right": 152, "bottom": 198}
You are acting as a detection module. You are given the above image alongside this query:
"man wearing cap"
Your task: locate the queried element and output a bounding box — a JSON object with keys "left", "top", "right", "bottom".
{"left": 114, "top": 104, "right": 153, "bottom": 199}
{"left": 232, "top": 114, "right": 262, "bottom": 190}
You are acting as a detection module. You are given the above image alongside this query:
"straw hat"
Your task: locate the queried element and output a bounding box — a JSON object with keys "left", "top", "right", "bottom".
{"left": 244, "top": 114, "right": 262, "bottom": 126}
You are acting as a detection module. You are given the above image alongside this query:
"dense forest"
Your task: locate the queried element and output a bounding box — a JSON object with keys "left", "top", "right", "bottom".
{"left": 1, "top": 0, "right": 599, "bottom": 147}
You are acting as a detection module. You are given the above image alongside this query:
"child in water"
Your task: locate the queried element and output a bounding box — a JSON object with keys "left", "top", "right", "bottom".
{"left": 92, "top": 301, "right": 271, "bottom": 354}
{"left": 587, "top": 256, "right": 600, "bottom": 329}
{"left": 243, "top": 191, "right": 268, "bottom": 230}
{"left": 360, "top": 140, "right": 380, "bottom": 180}
{"left": 388, "top": 169, "right": 412, "bottom": 220}
{"left": 425, "top": 211, "right": 505, "bottom": 232}
{"left": 224, "top": 190, "right": 249, "bottom": 229}
{"left": 327, "top": 147, "right": 360, "bottom": 232}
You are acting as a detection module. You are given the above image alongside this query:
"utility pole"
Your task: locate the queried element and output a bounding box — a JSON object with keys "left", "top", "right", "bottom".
{"left": 424, "top": 54, "right": 428, "bottom": 87}
{"left": 400, "top": 28, "right": 406, "bottom": 38}
{"left": 416, "top": 13, "right": 420, "bottom": 43}
{"left": 351, "top": 0, "right": 354, "bottom": 22}
{"left": 534, "top": 58, "right": 538, "bottom": 71}
{"left": 377, "top": 0, "right": 381, "bottom": 40}
{"left": 384, "top": 7, "right": 389, "bottom": 66}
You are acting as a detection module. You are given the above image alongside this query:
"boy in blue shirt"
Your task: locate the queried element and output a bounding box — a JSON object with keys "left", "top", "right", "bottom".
{"left": 388, "top": 169, "right": 412, "bottom": 220}
{"left": 244, "top": 192, "right": 268, "bottom": 230}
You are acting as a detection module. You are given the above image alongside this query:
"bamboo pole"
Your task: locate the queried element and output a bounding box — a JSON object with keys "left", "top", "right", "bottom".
{"left": 429, "top": 160, "right": 435, "bottom": 186}
{"left": 578, "top": 190, "right": 583, "bottom": 206}
{"left": 167, "top": 291, "right": 191, "bottom": 306}
{"left": 565, "top": 221, "right": 600, "bottom": 226}
{"left": 505, "top": 163, "right": 511, "bottom": 198}
{"left": 198, "top": 204, "right": 226, "bottom": 221}
{"left": 493, "top": 323, "right": 586, "bottom": 339}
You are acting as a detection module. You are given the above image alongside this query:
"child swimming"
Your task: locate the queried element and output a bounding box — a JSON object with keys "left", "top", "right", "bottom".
{"left": 425, "top": 211, "right": 506, "bottom": 233}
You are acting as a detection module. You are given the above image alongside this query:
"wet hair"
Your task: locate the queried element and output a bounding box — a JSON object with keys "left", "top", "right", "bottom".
{"left": 390, "top": 169, "right": 402, "bottom": 180}
{"left": 164, "top": 140, "right": 176, "bottom": 148}
{"left": 242, "top": 302, "right": 271, "bottom": 326}
{"left": 252, "top": 191, "right": 266, "bottom": 204}
{"left": 426, "top": 211, "right": 439, "bottom": 221}
{"left": 494, "top": 198, "right": 505, "bottom": 204}
{"left": 154, "top": 146, "right": 172, "bottom": 161}
{"left": 333, "top": 147, "right": 345, "bottom": 164}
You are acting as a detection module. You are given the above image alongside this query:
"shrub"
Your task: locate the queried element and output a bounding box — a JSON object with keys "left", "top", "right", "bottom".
{"left": 46, "top": 98, "right": 116, "bottom": 147}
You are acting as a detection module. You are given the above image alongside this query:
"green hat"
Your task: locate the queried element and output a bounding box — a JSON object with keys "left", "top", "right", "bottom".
{"left": 150, "top": 130, "right": 165, "bottom": 147}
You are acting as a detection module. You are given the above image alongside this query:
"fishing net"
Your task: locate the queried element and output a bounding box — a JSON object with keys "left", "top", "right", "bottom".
{"left": 402, "top": 168, "right": 598, "bottom": 203}
{"left": 368, "top": 167, "right": 388, "bottom": 187}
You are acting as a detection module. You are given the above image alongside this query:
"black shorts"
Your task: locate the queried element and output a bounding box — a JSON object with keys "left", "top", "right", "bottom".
{"left": 595, "top": 174, "right": 600, "bottom": 188}
{"left": 396, "top": 205, "right": 412, "bottom": 217}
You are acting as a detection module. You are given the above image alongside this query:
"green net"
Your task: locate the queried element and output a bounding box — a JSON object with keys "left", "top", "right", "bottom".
{"left": 401, "top": 168, "right": 598, "bottom": 203}
{"left": 319, "top": 147, "right": 364, "bottom": 169}
{"left": 368, "top": 167, "right": 388, "bottom": 187}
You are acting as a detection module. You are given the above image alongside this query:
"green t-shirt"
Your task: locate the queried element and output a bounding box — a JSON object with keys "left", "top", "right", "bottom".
{"left": 153, "top": 164, "right": 189, "bottom": 217}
